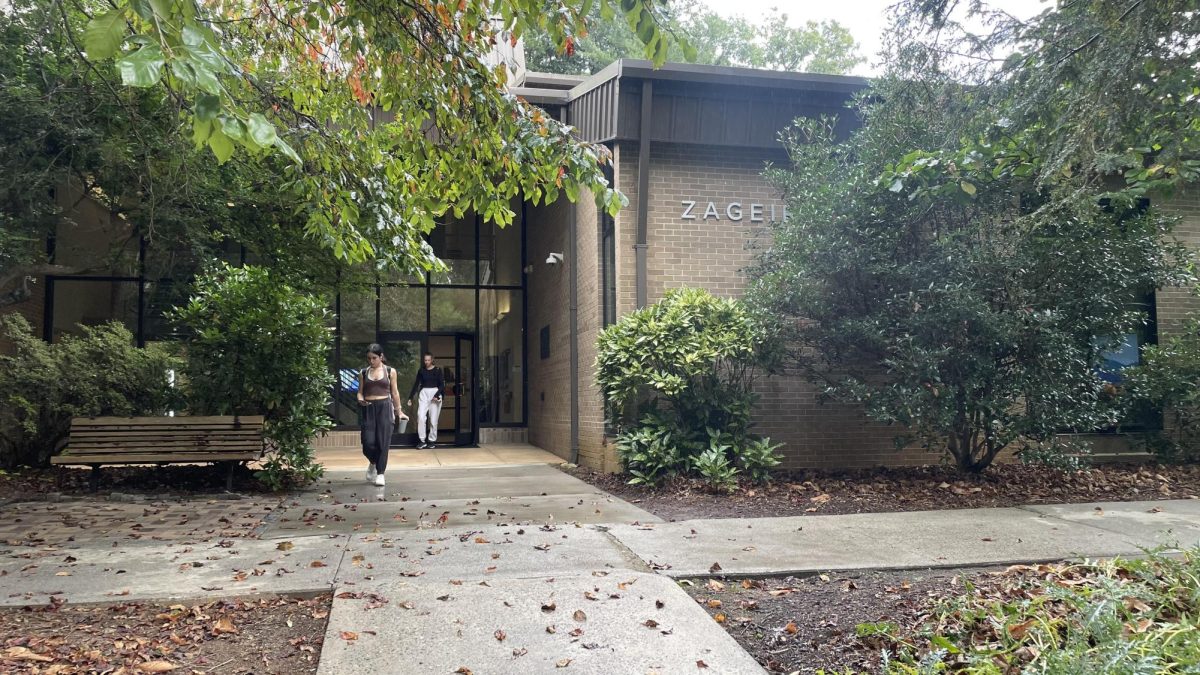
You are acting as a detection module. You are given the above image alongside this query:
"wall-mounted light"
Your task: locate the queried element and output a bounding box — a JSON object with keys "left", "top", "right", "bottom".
{"left": 545, "top": 252, "right": 564, "bottom": 265}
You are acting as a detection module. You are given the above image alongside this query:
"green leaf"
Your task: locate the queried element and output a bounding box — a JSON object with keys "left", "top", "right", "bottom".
{"left": 208, "top": 128, "right": 234, "bottom": 163}
{"left": 116, "top": 45, "right": 166, "bottom": 87}
{"left": 217, "top": 115, "right": 247, "bottom": 142}
{"left": 960, "top": 181, "right": 977, "bottom": 196}
{"left": 195, "top": 94, "right": 221, "bottom": 122}
{"left": 84, "top": 9, "right": 128, "bottom": 61}
{"left": 192, "top": 117, "right": 213, "bottom": 146}
{"left": 247, "top": 113, "right": 278, "bottom": 147}
{"left": 275, "top": 137, "right": 302, "bottom": 164}
{"left": 129, "top": 0, "right": 154, "bottom": 20}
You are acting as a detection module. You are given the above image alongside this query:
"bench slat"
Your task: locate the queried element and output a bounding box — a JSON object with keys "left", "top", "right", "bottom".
{"left": 52, "top": 453, "right": 261, "bottom": 465}
{"left": 72, "top": 416, "right": 265, "bottom": 427}
{"left": 61, "top": 442, "right": 264, "bottom": 453}
{"left": 69, "top": 432, "right": 264, "bottom": 442}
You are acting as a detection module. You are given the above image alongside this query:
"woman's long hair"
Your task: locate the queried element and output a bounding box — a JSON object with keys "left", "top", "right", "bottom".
{"left": 367, "top": 343, "right": 386, "bottom": 364}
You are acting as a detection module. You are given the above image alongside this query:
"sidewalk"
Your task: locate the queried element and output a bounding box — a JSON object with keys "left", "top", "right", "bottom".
{"left": 4, "top": 467, "right": 1199, "bottom": 673}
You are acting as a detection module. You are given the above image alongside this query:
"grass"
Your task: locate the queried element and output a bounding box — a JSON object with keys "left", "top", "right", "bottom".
{"left": 866, "top": 548, "right": 1200, "bottom": 674}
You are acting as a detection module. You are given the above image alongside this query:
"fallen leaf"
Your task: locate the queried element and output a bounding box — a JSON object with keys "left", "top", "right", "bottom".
{"left": 454, "top": 668, "right": 474, "bottom": 675}
{"left": 136, "top": 662, "right": 178, "bottom": 673}
{"left": 643, "top": 619, "right": 659, "bottom": 628}
{"left": 1007, "top": 618, "right": 1036, "bottom": 640}
{"left": 541, "top": 601, "right": 557, "bottom": 612}
{"left": 708, "top": 562, "right": 722, "bottom": 574}
{"left": 276, "top": 541, "right": 294, "bottom": 551}
{"left": 212, "top": 616, "right": 237, "bottom": 634}
{"left": 494, "top": 629, "right": 506, "bottom": 641}
{"left": 706, "top": 599, "right": 722, "bottom": 609}
{"left": 713, "top": 613, "right": 727, "bottom": 624}
{"left": 1123, "top": 597, "right": 1151, "bottom": 613}
{"left": 573, "top": 609, "right": 587, "bottom": 622}
{"left": 706, "top": 579, "right": 725, "bottom": 592}
{"left": 310, "top": 560, "right": 327, "bottom": 568}
{"left": 785, "top": 621, "right": 799, "bottom": 634}
{"left": 340, "top": 631, "right": 358, "bottom": 641}
{"left": 697, "top": 660, "right": 709, "bottom": 669}
{"left": 3, "top": 647, "right": 53, "bottom": 662}
{"left": 556, "top": 658, "right": 572, "bottom": 668}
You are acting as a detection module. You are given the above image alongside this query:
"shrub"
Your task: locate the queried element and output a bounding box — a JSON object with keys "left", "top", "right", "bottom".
{"left": 170, "top": 264, "right": 333, "bottom": 489}
{"left": 1123, "top": 312, "right": 1200, "bottom": 463}
{"left": 0, "top": 314, "right": 180, "bottom": 468}
{"left": 691, "top": 444, "right": 739, "bottom": 494}
{"left": 597, "top": 288, "right": 783, "bottom": 486}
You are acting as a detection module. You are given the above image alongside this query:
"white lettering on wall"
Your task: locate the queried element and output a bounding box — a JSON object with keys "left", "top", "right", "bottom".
{"left": 680, "top": 200, "right": 697, "bottom": 220}
{"left": 678, "top": 199, "right": 787, "bottom": 222}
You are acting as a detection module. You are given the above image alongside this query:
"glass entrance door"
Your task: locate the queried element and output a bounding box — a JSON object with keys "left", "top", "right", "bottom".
{"left": 379, "top": 331, "right": 475, "bottom": 447}
{"left": 375, "top": 333, "right": 423, "bottom": 447}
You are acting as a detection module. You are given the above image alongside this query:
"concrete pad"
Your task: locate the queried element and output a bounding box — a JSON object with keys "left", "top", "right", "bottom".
{"left": 317, "top": 572, "right": 764, "bottom": 674}
{"left": 0, "top": 535, "right": 345, "bottom": 607}
{"left": 299, "top": 464, "right": 608, "bottom": 501}
{"left": 607, "top": 507, "right": 1148, "bottom": 577}
{"left": 333, "top": 525, "right": 644, "bottom": 583}
{"left": 1021, "top": 500, "right": 1200, "bottom": 548}
{"left": 260, "top": 494, "right": 659, "bottom": 537}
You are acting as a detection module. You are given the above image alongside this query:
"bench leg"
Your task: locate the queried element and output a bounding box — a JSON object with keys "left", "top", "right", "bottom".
{"left": 89, "top": 465, "right": 101, "bottom": 492}
{"left": 225, "top": 462, "right": 237, "bottom": 492}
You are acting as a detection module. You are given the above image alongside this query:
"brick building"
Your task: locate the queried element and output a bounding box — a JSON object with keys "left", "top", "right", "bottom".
{"left": 8, "top": 60, "right": 1199, "bottom": 470}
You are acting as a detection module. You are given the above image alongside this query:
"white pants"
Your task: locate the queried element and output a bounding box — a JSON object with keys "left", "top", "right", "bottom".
{"left": 416, "top": 387, "right": 442, "bottom": 443}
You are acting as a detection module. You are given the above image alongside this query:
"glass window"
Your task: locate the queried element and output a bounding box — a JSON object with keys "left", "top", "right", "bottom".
{"left": 429, "top": 216, "right": 477, "bottom": 285}
{"left": 339, "top": 287, "right": 377, "bottom": 341}
{"left": 141, "top": 279, "right": 190, "bottom": 342}
{"left": 430, "top": 288, "right": 475, "bottom": 332}
{"left": 50, "top": 279, "right": 139, "bottom": 343}
{"left": 480, "top": 206, "right": 522, "bottom": 286}
{"left": 379, "top": 286, "right": 427, "bottom": 332}
{"left": 479, "top": 290, "right": 523, "bottom": 424}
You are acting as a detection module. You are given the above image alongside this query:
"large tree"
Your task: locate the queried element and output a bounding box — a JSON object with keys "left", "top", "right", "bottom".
{"left": 1, "top": 0, "right": 681, "bottom": 304}
{"left": 524, "top": 1, "right": 862, "bottom": 75}
{"left": 750, "top": 0, "right": 1198, "bottom": 472}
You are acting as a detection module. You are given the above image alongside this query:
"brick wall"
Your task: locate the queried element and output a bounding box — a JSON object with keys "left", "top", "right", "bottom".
{"left": 525, "top": 198, "right": 572, "bottom": 460}
{"left": 605, "top": 141, "right": 943, "bottom": 470}
{"left": 1159, "top": 187, "right": 1200, "bottom": 336}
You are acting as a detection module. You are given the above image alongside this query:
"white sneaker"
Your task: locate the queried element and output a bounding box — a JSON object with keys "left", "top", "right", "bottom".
{"left": 374, "top": 474, "right": 385, "bottom": 487}
{"left": 366, "top": 464, "right": 377, "bottom": 482}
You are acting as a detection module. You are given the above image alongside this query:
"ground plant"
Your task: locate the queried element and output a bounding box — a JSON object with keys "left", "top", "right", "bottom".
{"left": 0, "top": 314, "right": 179, "bottom": 468}
{"left": 170, "top": 264, "right": 333, "bottom": 489}
{"left": 870, "top": 549, "right": 1200, "bottom": 674}
{"left": 596, "top": 288, "right": 782, "bottom": 489}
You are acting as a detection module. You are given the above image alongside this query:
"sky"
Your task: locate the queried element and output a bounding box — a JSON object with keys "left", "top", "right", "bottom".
{"left": 697, "top": 0, "right": 1052, "bottom": 76}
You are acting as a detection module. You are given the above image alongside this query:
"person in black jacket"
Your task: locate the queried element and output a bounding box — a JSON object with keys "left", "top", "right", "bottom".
{"left": 407, "top": 352, "right": 445, "bottom": 449}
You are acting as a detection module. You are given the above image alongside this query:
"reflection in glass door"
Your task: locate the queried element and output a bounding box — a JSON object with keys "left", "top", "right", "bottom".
{"left": 377, "top": 333, "right": 423, "bottom": 447}
{"left": 381, "top": 332, "right": 474, "bottom": 447}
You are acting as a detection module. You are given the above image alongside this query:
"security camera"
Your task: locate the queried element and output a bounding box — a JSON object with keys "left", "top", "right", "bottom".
{"left": 545, "top": 252, "right": 564, "bottom": 265}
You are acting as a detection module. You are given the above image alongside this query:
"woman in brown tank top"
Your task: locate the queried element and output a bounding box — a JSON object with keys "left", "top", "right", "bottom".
{"left": 357, "top": 343, "right": 406, "bottom": 486}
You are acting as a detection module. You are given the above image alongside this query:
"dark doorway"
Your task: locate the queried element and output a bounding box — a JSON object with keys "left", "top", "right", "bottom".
{"left": 378, "top": 331, "right": 475, "bottom": 447}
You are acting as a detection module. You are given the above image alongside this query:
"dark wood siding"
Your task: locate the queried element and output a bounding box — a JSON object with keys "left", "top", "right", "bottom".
{"left": 570, "top": 75, "right": 858, "bottom": 148}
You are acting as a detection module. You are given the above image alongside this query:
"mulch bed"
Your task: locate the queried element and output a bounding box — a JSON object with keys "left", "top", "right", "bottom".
{"left": 568, "top": 463, "right": 1200, "bottom": 521}
{"left": 0, "top": 465, "right": 275, "bottom": 502}
{"left": 0, "top": 594, "right": 330, "bottom": 674}
{"left": 682, "top": 567, "right": 1002, "bottom": 674}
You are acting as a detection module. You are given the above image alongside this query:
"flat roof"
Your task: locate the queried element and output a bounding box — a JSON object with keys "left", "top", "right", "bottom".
{"left": 568, "top": 59, "right": 870, "bottom": 100}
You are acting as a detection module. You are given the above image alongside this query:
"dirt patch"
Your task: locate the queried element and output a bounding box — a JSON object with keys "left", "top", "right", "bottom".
{"left": 0, "top": 465, "right": 276, "bottom": 502}
{"left": 568, "top": 463, "right": 1200, "bottom": 521}
{"left": 682, "top": 567, "right": 999, "bottom": 674}
{"left": 0, "top": 594, "right": 330, "bottom": 674}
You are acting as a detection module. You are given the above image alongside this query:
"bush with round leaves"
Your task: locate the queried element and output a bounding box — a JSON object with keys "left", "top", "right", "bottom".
{"left": 597, "top": 288, "right": 783, "bottom": 489}
{"left": 170, "top": 264, "right": 333, "bottom": 489}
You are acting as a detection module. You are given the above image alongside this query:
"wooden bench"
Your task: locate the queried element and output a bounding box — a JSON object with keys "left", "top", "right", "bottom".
{"left": 51, "top": 416, "right": 266, "bottom": 491}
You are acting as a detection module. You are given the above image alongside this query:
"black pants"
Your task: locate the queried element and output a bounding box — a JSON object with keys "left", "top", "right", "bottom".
{"left": 361, "top": 399, "right": 395, "bottom": 473}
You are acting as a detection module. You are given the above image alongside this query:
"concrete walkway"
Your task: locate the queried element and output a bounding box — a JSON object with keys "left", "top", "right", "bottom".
{"left": 4, "top": 464, "right": 1200, "bottom": 674}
